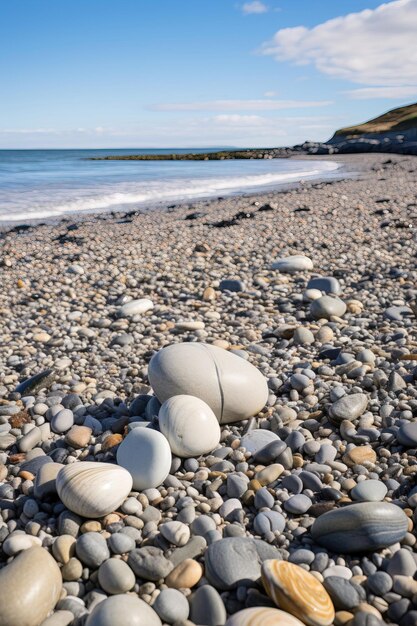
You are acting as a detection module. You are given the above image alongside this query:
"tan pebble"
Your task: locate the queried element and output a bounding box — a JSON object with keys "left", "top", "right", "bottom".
{"left": 33, "top": 332, "right": 51, "bottom": 343}
{"left": 102, "top": 434, "right": 123, "bottom": 451}
{"left": 242, "top": 490, "right": 255, "bottom": 506}
{"left": 65, "top": 425, "right": 92, "bottom": 449}
{"left": 61, "top": 557, "right": 83, "bottom": 581}
{"left": 342, "top": 479, "right": 357, "bottom": 491}
{"left": 249, "top": 479, "right": 263, "bottom": 491}
{"left": 203, "top": 287, "right": 216, "bottom": 301}
{"left": 255, "top": 464, "right": 284, "bottom": 486}
{"left": 18, "top": 470, "right": 34, "bottom": 481}
{"left": 212, "top": 339, "right": 230, "bottom": 349}
{"left": 403, "top": 466, "right": 417, "bottom": 476}
{"left": 293, "top": 454, "right": 304, "bottom": 468}
{"left": 261, "top": 559, "right": 335, "bottom": 626}
{"left": 52, "top": 535, "right": 76, "bottom": 564}
{"left": 334, "top": 611, "right": 354, "bottom": 626}
{"left": 103, "top": 513, "right": 123, "bottom": 526}
{"left": 165, "top": 558, "right": 203, "bottom": 589}
{"left": 209, "top": 471, "right": 227, "bottom": 480}
{"left": 343, "top": 446, "right": 376, "bottom": 467}
{"left": 17, "top": 279, "right": 26, "bottom": 289}
{"left": 315, "top": 326, "right": 334, "bottom": 343}
{"left": 0, "top": 464, "right": 7, "bottom": 481}
{"left": 352, "top": 575, "right": 367, "bottom": 584}
{"left": 346, "top": 299, "right": 363, "bottom": 314}
{"left": 81, "top": 521, "right": 102, "bottom": 533}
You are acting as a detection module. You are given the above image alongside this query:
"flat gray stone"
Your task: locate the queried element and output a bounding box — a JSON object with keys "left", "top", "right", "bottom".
{"left": 307, "top": 276, "right": 341, "bottom": 295}
{"left": 284, "top": 494, "right": 312, "bottom": 514}
{"left": 329, "top": 393, "right": 368, "bottom": 423}
{"left": 312, "top": 502, "right": 408, "bottom": 553}
{"left": 128, "top": 546, "right": 174, "bottom": 580}
{"left": 34, "top": 462, "right": 63, "bottom": 499}
{"left": 386, "top": 549, "right": 417, "bottom": 577}
{"left": 310, "top": 296, "right": 346, "bottom": 320}
{"left": 152, "top": 588, "right": 189, "bottom": 623}
{"left": 397, "top": 422, "right": 417, "bottom": 447}
{"left": 189, "top": 585, "right": 227, "bottom": 626}
{"left": 219, "top": 279, "right": 245, "bottom": 292}
{"left": 76, "top": 532, "right": 110, "bottom": 568}
{"left": 204, "top": 537, "right": 280, "bottom": 590}
{"left": 351, "top": 480, "right": 387, "bottom": 502}
{"left": 253, "top": 511, "right": 285, "bottom": 536}
{"left": 240, "top": 430, "right": 279, "bottom": 456}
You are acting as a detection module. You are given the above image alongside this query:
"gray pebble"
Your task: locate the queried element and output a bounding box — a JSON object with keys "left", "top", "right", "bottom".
{"left": 76, "top": 533, "right": 110, "bottom": 568}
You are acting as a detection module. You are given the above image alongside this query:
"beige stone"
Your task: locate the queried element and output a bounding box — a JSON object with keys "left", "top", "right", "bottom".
{"left": 343, "top": 446, "right": 376, "bottom": 467}
{"left": 255, "top": 464, "right": 284, "bottom": 486}
{"left": 165, "top": 558, "right": 203, "bottom": 589}
{"left": 52, "top": 535, "right": 76, "bottom": 564}
{"left": 65, "top": 425, "right": 92, "bottom": 449}
{"left": 0, "top": 546, "right": 62, "bottom": 626}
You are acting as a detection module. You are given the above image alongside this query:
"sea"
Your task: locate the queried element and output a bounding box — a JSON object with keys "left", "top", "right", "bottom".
{"left": 0, "top": 149, "right": 341, "bottom": 223}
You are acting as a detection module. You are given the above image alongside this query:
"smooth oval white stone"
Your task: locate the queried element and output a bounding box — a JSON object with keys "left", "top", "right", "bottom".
{"left": 2, "top": 533, "right": 42, "bottom": 556}
{"left": 158, "top": 395, "right": 220, "bottom": 457}
{"left": 118, "top": 299, "right": 153, "bottom": 317}
{"left": 148, "top": 343, "right": 268, "bottom": 424}
{"left": 117, "top": 428, "right": 171, "bottom": 491}
{"left": 271, "top": 255, "right": 314, "bottom": 273}
{"left": 0, "top": 546, "right": 62, "bottom": 626}
{"left": 56, "top": 462, "right": 133, "bottom": 518}
{"left": 160, "top": 521, "right": 190, "bottom": 546}
{"left": 85, "top": 594, "right": 162, "bottom": 626}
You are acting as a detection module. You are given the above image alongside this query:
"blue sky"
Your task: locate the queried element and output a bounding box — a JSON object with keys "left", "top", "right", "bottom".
{"left": 1, "top": 0, "right": 416, "bottom": 148}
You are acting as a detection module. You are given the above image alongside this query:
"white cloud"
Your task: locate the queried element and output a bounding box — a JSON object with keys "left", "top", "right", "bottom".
{"left": 264, "top": 90, "right": 277, "bottom": 97}
{"left": 212, "top": 114, "right": 265, "bottom": 125}
{"left": 262, "top": 0, "right": 417, "bottom": 88}
{"left": 0, "top": 128, "right": 58, "bottom": 134}
{"left": 0, "top": 115, "right": 338, "bottom": 148}
{"left": 345, "top": 85, "right": 417, "bottom": 99}
{"left": 149, "top": 99, "right": 332, "bottom": 112}
{"left": 242, "top": 1, "right": 268, "bottom": 14}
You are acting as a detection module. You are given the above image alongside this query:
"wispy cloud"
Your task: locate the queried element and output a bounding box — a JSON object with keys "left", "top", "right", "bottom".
{"left": 0, "top": 128, "right": 58, "bottom": 135}
{"left": 261, "top": 0, "right": 417, "bottom": 91}
{"left": 149, "top": 99, "right": 333, "bottom": 112}
{"left": 345, "top": 85, "right": 417, "bottom": 99}
{"left": 242, "top": 1, "right": 268, "bottom": 14}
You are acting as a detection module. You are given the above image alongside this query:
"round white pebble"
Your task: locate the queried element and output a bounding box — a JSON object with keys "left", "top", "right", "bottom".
{"left": 158, "top": 395, "right": 220, "bottom": 458}
{"left": 117, "top": 428, "right": 171, "bottom": 491}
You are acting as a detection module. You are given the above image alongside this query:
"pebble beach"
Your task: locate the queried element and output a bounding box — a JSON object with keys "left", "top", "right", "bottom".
{"left": 1, "top": 152, "right": 417, "bottom": 626}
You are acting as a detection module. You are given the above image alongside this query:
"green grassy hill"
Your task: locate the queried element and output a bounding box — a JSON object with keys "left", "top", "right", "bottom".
{"left": 333, "top": 102, "right": 417, "bottom": 139}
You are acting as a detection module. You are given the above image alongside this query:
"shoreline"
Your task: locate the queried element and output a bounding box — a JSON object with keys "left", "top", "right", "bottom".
{"left": 0, "top": 154, "right": 355, "bottom": 232}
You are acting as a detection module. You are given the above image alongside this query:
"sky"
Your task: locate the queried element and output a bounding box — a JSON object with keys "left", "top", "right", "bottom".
{"left": 1, "top": 0, "right": 416, "bottom": 148}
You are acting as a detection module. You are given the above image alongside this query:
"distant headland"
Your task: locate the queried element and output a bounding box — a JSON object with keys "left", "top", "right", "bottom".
{"left": 89, "top": 103, "right": 417, "bottom": 160}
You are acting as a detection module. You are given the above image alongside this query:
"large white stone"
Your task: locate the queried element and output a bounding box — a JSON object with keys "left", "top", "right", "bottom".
{"left": 271, "top": 255, "right": 314, "bottom": 273}
{"left": 148, "top": 343, "right": 268, "bottom": 424}
{"left": 158, "top": 395, "right": 220, "bottom": 457}
{"left": 118, "top": 299, "right": 153, "bottom": 318}
{"left": 117, "top": 428, "right": 171, "bottom": 490}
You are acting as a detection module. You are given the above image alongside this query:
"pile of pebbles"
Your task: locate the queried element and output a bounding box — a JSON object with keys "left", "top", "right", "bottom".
{"left": 0, "top": 153, "right": 417, "bottom": 625}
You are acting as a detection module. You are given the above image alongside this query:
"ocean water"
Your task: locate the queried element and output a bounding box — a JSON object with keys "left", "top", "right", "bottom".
{"left": 0, "top": 149, "right": 340, "bottom": 223}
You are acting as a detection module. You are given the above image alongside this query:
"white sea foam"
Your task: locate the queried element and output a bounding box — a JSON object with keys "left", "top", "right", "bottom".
{"left": 0, "top": 159, "right": 340, "bottom": 222}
